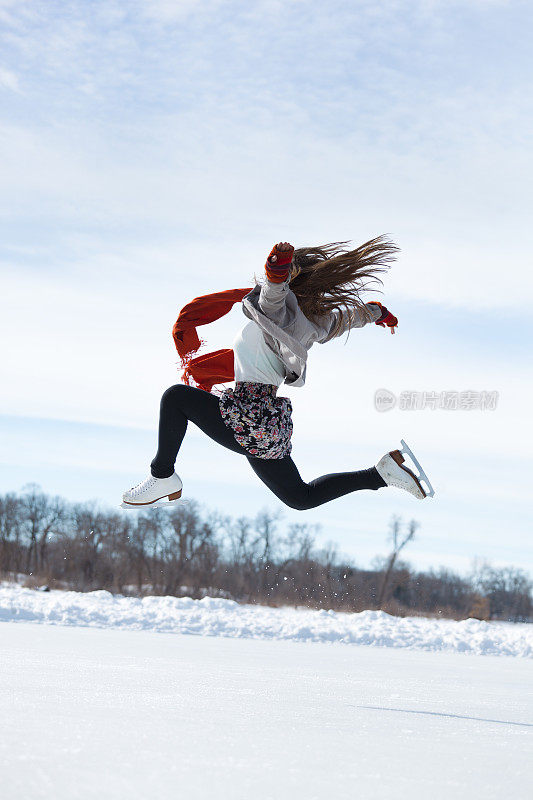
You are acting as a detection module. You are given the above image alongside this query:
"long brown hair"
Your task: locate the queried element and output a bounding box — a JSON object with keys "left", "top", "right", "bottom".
{"left": 290, "top": 235, "right": 398, "bottom": 335}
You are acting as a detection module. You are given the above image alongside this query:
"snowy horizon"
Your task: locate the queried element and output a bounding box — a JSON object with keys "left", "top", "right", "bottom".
{"left": 2, "top": 584, "right": 532, "bottom": 657}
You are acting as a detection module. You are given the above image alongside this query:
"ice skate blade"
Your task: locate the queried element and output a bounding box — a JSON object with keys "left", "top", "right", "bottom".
{"left": 120, "top": 497, "right": 183, "bottom": 510}
{"left": 399, "top": 439, "right": 435, "bottom": 498}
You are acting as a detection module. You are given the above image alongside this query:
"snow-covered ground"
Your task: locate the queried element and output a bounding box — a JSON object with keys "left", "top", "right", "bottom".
{"left": 1, "top": 584, "right": 532, "bottom": 657}
{"left": 1, "top": 621, "right": 532, "bottom": 800}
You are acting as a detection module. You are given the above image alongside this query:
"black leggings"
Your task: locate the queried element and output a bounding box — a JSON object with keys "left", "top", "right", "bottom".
{"left": 150, "top": 384, "right": 385, "bottom": 510}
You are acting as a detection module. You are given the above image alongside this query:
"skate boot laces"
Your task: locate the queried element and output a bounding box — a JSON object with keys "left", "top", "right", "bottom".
{"left": 128, "top": 476, "right": 157, "bottom": 499}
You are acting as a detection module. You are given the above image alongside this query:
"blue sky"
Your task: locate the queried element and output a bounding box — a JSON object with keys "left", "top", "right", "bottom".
{"left": 1, "top": 0, "right": 532, "bottom": 574}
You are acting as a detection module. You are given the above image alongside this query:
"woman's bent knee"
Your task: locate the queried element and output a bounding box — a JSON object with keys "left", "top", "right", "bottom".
{"left": 161, "top": 383, "right": 187, "bottom": 406}
{"left": 278, "top": 492, "right": 313, "bottom": 511}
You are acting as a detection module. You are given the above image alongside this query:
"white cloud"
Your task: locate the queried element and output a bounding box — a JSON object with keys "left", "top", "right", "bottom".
{"left": 1, "top": 97, "right": 531, "bottom": 310}
{"left": 137, "top": 0, "right": 205, "bottom": 23}
{"left": 0, "top": 67, "right": 19, "bottom": 91}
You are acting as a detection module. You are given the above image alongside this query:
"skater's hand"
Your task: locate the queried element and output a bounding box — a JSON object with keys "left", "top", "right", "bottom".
{"left": 368, "top": 301, "right": 398, "bottom": 334}
{"left": 265, "top": 242, "right": 294, "bottom": 283}
{"left": 267, "top": 242, "right": 294, "bottom": 265}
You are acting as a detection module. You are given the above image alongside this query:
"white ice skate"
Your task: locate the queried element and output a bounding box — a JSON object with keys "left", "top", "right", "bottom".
{"left": 121, "top": 472, "right": 183, "bottom": 510}
{"left": 375, "top": 439, "right": 435, "bottom": 500}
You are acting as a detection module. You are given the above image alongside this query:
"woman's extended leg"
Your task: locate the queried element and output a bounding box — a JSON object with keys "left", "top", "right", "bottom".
{"left": 247, "top": 454, "right": 386, "bottom": 510}
{"left": 150, "top": 384, "right": 249, "bottom": 478}
{"left": 150, "top": 383, "right": 385, "bottom": 506}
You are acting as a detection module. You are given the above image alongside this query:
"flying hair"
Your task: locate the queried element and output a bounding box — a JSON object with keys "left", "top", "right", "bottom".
{"left": 289, "top": 235, "right": 399, "bottom": 336}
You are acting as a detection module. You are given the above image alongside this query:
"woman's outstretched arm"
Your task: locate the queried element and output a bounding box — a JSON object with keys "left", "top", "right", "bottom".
{"left": 257, "top": 241, "right": 295, "bottom": 324}
{"left": 320, "top": 300, "right": 398, "bottom": 341}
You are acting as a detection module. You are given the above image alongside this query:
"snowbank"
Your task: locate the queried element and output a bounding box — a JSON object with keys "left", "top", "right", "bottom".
{"left": 1, "top": 584, "right": 531, "bottom": 657}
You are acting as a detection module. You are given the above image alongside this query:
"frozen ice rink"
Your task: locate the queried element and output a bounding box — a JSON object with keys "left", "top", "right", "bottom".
{"left": 1, "top": 620, "right": 531, "bottom": 800}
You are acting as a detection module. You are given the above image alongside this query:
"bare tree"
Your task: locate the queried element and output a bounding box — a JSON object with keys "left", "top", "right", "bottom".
{"left": 255, "top": 509, "right": 282, "bottom": 564}
{"left": 227, "top": 516, "right": 255, "bottom": 566}
{"left": 132, "top": 510, "right": 167, "bottom": 593}
{"left": 377, "top": 516, "right": 419, "bottom": 608}
{"left": 471, "top": 562, "right": 532, "bottom": 622}
{"left": 0, "top": 493, "right": 24, "bottom": 574}
{"left": 20, "top": 484, "right": 66, "bottom": 574}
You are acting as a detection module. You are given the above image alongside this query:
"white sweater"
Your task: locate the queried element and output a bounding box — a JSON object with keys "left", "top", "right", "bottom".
{"left": 233, "top": 321, "right": 285, "bottom": 387}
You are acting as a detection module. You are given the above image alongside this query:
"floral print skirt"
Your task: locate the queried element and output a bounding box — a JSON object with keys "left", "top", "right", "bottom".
{"left": 219, "top": 382, "right": 293, "bottom": 459}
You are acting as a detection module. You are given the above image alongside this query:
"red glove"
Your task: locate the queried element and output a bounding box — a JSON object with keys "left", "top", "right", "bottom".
{"left": 368, "top": 301, "right": 398, "bottom": 334}
{"left": 265, "top": 242, "right": 294, "bottom": 283}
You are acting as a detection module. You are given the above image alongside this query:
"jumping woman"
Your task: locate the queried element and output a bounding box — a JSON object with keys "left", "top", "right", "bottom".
{"left": 122, "top": 238, "right": 434, "bottom": 510}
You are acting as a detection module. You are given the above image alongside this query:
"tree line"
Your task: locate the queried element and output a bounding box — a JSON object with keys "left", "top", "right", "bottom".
{"left": 0, "top": 485, "right": 531, "bottom": 622}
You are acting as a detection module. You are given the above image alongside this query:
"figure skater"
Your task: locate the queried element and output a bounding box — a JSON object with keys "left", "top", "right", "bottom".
{"left": 122, "top": 238, "right": 434, "bottom": 510}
